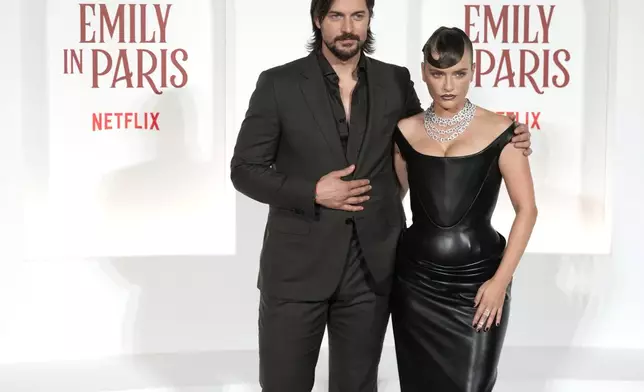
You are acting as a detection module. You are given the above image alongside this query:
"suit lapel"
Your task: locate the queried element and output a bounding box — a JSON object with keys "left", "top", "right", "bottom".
{"left": 299, "top": 53, "right": 348, "bottom": 165}
{"left": 350, "top": 57, "right": 386, "bottom": 166}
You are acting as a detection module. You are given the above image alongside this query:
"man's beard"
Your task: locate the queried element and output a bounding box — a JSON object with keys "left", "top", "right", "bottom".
{"left": 324, "top": 33, "right": 363, "bottom": 61}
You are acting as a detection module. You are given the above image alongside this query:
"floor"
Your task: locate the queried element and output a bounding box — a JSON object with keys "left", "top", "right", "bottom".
{"left": 1, "top": 346, "right": 642, "bottom": 392}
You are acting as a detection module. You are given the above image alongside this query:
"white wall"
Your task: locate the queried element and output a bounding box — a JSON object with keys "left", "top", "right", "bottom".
{"left": 0, "top": 0, "right": 642, "bottom": 391}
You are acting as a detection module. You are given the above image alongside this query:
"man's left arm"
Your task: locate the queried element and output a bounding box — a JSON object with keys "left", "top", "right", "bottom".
{"left": 400, "top": 67, "right": 424, "bottom": 119}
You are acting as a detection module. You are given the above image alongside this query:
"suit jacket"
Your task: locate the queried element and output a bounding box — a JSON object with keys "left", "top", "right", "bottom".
{"left": 230, "top": 51, "right": 423, "bottom": 300}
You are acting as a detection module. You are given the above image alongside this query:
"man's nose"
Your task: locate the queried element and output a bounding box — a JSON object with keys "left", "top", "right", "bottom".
{"left": 341, "top": 18, "right": 354, "bottom": 34}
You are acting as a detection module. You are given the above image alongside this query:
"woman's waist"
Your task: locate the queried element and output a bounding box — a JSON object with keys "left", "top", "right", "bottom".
{"left": 399, "top": 223, "right": 506, "bottom": 265}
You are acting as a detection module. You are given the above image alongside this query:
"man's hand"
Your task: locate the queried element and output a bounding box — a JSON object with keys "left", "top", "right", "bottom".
{"left": 315, "top": 165, "right": 372, "bottom": 211}
{"left": 506, "top": 113, "right": 533, "bottom": 157}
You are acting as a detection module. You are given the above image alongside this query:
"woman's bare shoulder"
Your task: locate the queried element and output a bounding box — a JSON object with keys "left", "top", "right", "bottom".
{"left": 474, "top": 106, "right": 514, "bottom": 137}
{"left": 398, "top": 112, "right": 425, "bottom": 138}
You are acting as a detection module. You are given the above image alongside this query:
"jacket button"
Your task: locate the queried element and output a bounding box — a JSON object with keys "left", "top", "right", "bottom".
{"left": 345, "top": 218, "right": 353, "bottom": 224}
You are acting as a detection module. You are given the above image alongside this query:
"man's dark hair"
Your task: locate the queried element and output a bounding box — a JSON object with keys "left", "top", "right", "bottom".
{"left": 422, "top": 27, "right": 474, "bottom": 69}
{"left": 306, "top": 0, "right": 376, "bottom": 54}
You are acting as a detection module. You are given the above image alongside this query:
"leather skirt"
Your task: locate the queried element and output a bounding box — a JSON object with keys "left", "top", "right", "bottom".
{"left": 391, "top": 245, "right": 512, "bottom": 392}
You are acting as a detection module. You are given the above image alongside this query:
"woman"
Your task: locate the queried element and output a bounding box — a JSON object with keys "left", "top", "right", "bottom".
{"left": 390, "top": 26, "right": 538, "bottom": 391}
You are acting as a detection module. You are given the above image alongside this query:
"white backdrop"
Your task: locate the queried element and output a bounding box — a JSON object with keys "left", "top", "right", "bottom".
{"left": 0, "top": 0, "right": 642, "bottom": 391}
{"left": 22, "top": 0, "right": 235, "bottom": 259}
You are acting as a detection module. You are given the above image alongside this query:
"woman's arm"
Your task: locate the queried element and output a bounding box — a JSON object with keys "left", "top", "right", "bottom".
{"left": 472, "top": 137, "right": 538, "bottom": 331}
{"left": 393, "top": 142, "right": 409, "bottom": 199}
{"left": 494, "top": 140, "right": 538, "bottom": 284}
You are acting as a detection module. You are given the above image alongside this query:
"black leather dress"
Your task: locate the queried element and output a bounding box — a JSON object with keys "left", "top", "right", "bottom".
{"left": 391, "top": 123, "right": 517, "bottom": 392}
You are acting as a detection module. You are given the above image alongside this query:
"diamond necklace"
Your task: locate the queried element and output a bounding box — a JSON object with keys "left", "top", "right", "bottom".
{"left": 424, "top": 99, "right": 476, "bottom": 143}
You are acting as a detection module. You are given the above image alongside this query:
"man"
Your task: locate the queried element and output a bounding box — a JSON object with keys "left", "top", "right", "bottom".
{"left": 230, "top": 0, "right": 532, "bottom": 390}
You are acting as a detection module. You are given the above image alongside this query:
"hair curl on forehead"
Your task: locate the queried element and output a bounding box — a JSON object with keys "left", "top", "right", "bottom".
{"left": 422, "top": 26, "right": 473, "bottom": 69}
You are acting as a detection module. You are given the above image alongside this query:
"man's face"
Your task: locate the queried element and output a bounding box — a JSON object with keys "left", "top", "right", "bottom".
{"left": 315, "top": 0, "right": 370, "bottom": 61}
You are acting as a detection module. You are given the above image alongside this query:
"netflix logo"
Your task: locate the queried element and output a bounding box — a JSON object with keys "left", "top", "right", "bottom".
{"left": 92, "top": 112, "right": 160, "bottom": 131}
{"left": 464, "top": 5, "right": 571, "bottom": 94}
{"left": 496, "top": 111, "right": 541, "bottom": 130}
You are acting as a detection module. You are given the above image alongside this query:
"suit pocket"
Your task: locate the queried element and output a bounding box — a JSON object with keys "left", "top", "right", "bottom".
{"left": 267, "top": 211, "right": 311, "bottom": 235}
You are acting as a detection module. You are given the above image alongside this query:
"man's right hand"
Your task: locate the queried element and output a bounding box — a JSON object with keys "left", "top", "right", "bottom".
{"left": 315, "top": 165, "right": 371, "bottom": 211}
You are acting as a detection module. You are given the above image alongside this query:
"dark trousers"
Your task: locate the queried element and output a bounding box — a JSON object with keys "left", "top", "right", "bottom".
{"left": 258, "top": 230, "right": 391, "bottom": 392}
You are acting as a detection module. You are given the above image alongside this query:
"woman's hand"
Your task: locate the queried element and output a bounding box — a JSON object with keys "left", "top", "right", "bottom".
{"left": 472, "top": 276, "right": 510, "bottom": 332}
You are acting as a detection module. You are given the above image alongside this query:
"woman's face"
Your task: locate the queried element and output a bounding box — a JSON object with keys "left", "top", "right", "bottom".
{"left": 422, "top": 49, "right": 475, "bottom": 113}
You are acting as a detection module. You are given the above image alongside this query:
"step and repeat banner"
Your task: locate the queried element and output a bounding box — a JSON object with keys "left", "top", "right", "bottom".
{"left": 22, "top": 0, "right": 235, "bottom": 259}
{"left": 18, "top": 0, "right": 612, "bottom": 259}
